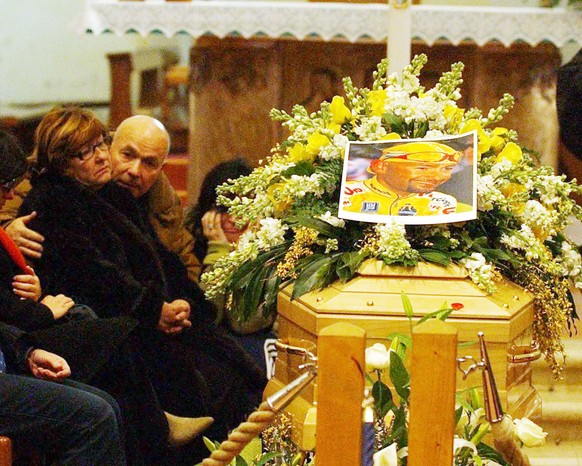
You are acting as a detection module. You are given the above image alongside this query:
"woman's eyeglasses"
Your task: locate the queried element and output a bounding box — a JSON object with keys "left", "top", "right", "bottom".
{"left": 76, "top": 135, "right": 111, "bottom": 161}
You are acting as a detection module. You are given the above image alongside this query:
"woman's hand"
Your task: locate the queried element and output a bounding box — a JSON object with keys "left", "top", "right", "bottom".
{"left": 12, "top": 267, "right": 42, "bottom": 301}
{"left": 40, "top": 294, "right": 75, "bottom": 320}
{"left": 27, "top": 349, "right": 71, "bottom": 381}
{"left": 201, "top": 210, "right": 227, "bottom": 242}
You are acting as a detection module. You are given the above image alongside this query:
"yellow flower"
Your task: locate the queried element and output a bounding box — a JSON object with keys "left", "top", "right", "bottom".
{"left": 326, "top": 121, "right": 342, "bottom": 134}
{"left": 288, "top": 143, "right": 314, "bottom": 163}
{"left": 267, "top": 182, "right": 293, "bottom": 213}
{"left": 380, "top": 132, "right": 401, "bottom": 141}
{"left": 305, "top": 131, "right": 330, "bottom": 155}
{"left": 489, "top": 127, "right": 509, "bottom": 154}
{"left": 500, "top": 182, "right": 527, "bottom": 199}
{"left": 329, "top": 96, "right": 352, "bottom": 125}
{"left": 496, "top": 142, "right": 522, "bottom": 165}
{"left": 460, "top": 119, "right": 491, "bottom": 156}
{"left": 444, "top": 105, "right": 464, "bottom": 132}
{"left": 368, "top": 89, "right": 387, "bottom": 117}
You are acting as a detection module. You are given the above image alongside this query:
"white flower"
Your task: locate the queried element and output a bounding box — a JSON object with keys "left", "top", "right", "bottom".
{"left": 453, "top": 437, "right": 477, "bottom": 456}
{"left": 373, "top": 442, "right": 398, "bottom": 466}
{"left": 513, "top": 418, "right": 547, "bottom": 447}
{"left": 365, "top": 343, "right": 392, "bottom": 371}
{"left": 255, "top": 218, "right": 288, "bottom": 250}
{"left": 318, "top": 211, "right": 345, "bottom": 228}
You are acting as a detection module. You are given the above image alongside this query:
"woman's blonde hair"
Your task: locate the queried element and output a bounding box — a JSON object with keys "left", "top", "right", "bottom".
{"left": 32, "top": 106, "right": 106, "bottom": 176}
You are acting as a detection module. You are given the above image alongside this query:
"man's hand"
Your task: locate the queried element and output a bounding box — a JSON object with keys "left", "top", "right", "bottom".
{"left": 157, "top": 299, "right": 192, "bottom": 335}
{"left": 12, "top": 267, "right": 42, "bottom": 301}
{"left": 5, "top": 212, "right": 45, "bottom": 259}
{"left": 27, "top": 349, "right": 71, "bottom": 381}
{"left": 40, "top": 294, "right": 76, "bottom": 320}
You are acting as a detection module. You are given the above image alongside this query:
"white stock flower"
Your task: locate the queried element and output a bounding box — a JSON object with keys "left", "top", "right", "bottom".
{"left": 255, "top": 218, "right": 287, "bottom": 250}
{"left": 354, "top": 116, "right": 388, "bottom": 141}
{"left": 373, "top": 442, "right": 398, "bottom": 466}
{"left": 513, "top": 418, "right": 547, "bottom": 447}
{"left": 365, "top": 343, "right": 392, "bottom": 371}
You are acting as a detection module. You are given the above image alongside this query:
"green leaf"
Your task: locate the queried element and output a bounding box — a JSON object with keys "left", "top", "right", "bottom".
{"left": 282, "top": 160, "right": 316, "bottom": 177}
{"left": 292, "top": 254, "right": 338, "bottom": 299}
{"left": 476, "top": 443, "right": 510, "bottom": 466}
{"left": 383, "top": 113, "right": 404, "bottom": 134}
{"left": 285, "top": 215, "right": 345, "bottom": 239}
{"left": 336, "top": 251, "right": 367, "bottom": 282}
{"left": 455, "top": 406, "right": 464, "bottom": 426}
{"left": 235, "top": 456, "right": 248, "bottom": 466}
{"left": 418, "top": 249, "right": 452, "bottom": 266}
{"left": 400, "top": 291, "right": 414, "bottom": 320}
{"left": 386, "top": 332, "right": 412, "bottom": 350}
{"left": 389, "top": 352, "right": 410, "bottom": 401}
{"left": 202, "top": 436, "right": 217, "bottom": 453}
{"left": 371, "top": 380, "right": 394, "bottom": 418}
{"left": 236, "top": 263, "right": 269, "bottom": 321}
{"left": 256, "top": 452, "right": 284, "bottom": 466}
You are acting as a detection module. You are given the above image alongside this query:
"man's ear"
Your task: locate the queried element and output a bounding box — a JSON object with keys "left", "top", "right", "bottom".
{"left": 369, "top": 159, "right": 389, "bottom": 174}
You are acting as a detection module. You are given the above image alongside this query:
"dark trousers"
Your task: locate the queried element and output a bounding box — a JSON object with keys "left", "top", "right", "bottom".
{"left": 88, "top": 337, "right": 169, "bottom": 466}
{"left": 0, "top": 375, "right": 125, "bottom": 465}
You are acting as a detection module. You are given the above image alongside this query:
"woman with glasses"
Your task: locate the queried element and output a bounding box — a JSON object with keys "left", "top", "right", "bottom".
{"left": 0, "top": 125, "right": 213, "bottom": 465}
{"left": 18, "top": 107, "right": 264, "bottom": 465}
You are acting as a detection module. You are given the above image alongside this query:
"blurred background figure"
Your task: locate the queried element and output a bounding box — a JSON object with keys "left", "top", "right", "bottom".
{"left": 186, "top": 158, "right": 276, "bottom": 375}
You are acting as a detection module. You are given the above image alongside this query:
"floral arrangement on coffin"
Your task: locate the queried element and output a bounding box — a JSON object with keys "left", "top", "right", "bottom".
{"left": 201, "top": 54, "right": 582, "bottom": 375}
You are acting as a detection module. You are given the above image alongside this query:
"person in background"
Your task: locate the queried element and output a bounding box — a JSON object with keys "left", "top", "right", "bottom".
{"left": 185, "top": 158, "right": 276, "bottom": 375}
{"left": 0, "top": 115, "right": 201, "bottom": 281}
{"left": 557, "top": 48, "right": 582, "bottom": 160}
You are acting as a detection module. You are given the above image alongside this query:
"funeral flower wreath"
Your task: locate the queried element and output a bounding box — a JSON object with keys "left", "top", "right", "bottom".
{"left": 202, "top": 54, "right": 582, "bottom": 376}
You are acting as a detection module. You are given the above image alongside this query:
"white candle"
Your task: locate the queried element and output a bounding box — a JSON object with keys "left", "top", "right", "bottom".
{"left": 387, "top": 0, "right": 412, "bottom": 76}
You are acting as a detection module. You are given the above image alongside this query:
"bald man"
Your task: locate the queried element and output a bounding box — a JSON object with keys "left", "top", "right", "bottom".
{"left": 0, "top": 115, "right": 202, "bottom": 281}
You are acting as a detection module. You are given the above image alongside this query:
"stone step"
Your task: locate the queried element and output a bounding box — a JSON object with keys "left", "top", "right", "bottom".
{"left": 533, "top": 336, "right": 582, "bottom": 387}
{"left": 525, "top": 440, "right": 582, "bottom": 466}
{"left": 534, "top": 384, "right": 582, "bottom": 442}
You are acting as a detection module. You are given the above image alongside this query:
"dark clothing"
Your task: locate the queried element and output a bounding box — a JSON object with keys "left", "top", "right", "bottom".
{"left": 0, "top": 226, "right": 169, "bottom": 465}
{"left": 20, "top": 174, "right": 265, "bottom": 464}
{"left": 557, "top": 49, "right": 582, "bottom": 159}
{"left": 0, "top": 322, "right": 126, "bottom": 466}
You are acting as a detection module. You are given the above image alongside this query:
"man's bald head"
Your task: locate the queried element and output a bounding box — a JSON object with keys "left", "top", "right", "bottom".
{"left": 110, "top": 115, "right": 171, "bottom": 198}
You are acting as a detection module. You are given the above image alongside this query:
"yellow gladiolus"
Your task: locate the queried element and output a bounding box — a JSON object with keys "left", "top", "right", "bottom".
{"left": 496, "top": 142, "right": 522, "bottom": 165}
{"left": 460, "top": 119, "right": 491, "bottom": 156}
{"left": 288, "top": 143, "right": 314, "bottom": 163}
{"left": 368, "top": 89, "right": 387, "bottom": 117}
{"left": 329, "top": 96, "right": 352, "bottom": 125}
{"left": 306, "top": 131, "right": 330, "bottom": 155}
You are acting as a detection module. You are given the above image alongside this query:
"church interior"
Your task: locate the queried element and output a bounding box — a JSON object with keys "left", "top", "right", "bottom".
{"left": 1, "top": 0, "right": 582, "bottom": 465}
